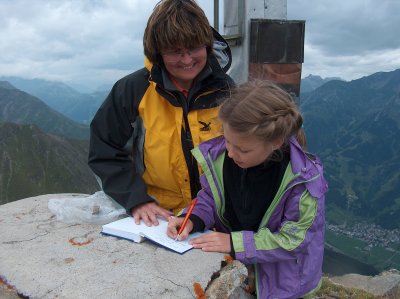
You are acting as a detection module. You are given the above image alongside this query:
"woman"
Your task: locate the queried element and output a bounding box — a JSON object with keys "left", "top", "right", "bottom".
{"left": 89, "top": 0, "right": 234, "bottom": 226}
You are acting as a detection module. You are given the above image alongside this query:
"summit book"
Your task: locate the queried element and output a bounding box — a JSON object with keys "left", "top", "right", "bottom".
{"left": 101, "top": 216, "right": 210, "bottom": 254}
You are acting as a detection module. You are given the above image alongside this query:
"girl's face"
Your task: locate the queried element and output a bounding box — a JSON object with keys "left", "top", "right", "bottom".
{"left": 161, "top": 46, "right": 207, "bottom": 90}
{"left": 223, "top": 124, "right": 283, "bottom": 169}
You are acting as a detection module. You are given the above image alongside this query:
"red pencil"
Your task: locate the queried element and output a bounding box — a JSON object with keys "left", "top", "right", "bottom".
{"left": 176, "top": 198, "right": 198, "bottom": 240}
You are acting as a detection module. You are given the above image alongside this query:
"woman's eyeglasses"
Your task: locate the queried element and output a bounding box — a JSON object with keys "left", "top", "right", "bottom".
{"left": 161, "top": 46, "right": 206, "bottom": 63}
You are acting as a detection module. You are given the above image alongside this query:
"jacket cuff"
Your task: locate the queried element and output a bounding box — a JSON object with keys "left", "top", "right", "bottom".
{"left": 189, "top": 214, "right": 205, "bottom": 233}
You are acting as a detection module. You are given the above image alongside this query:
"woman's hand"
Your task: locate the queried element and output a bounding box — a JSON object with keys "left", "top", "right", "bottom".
{"left": 189, "top": 232, "right": 231, "bottom": 253}
{"left": 131, "top": 202, "right": 173, "bottom": 226}
{"left": 167, "top": 216, "right": 193, "bottom": 241}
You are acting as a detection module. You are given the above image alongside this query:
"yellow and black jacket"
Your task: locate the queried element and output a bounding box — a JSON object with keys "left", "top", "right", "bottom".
{"left": 89, "top": 34, "right": 234, "bottom": 214}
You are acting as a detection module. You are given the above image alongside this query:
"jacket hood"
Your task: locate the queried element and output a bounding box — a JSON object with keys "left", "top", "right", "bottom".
{"left": 144, "top": 26, "right": 233, "bottom": 74}
{"left": 289, "top": 137, "right": 328, "bottom": 198}
{"left": 211, "top": 27, "right": 232, "bottom": 73}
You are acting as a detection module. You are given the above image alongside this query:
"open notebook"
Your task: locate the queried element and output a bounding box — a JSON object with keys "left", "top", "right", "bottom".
{"left": 101, "top": 216, "right": 209, "bottom": 254}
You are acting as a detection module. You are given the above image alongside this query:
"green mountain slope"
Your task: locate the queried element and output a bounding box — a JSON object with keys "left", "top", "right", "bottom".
{"left": 301, "top": 69, "right": 400, "bottom": 229}
{"left": 0, "top": 123, "right": 99, "bottom": 204}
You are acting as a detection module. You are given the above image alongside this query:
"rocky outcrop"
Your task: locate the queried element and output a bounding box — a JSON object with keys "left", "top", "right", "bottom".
{"left": 204, "top": 259, "right": 255, "bottom": 299}
{"left": 328, "top": 269, "right": 400, "bottom": 298}
{"left": 203, "top": 262, "right": 400, "bottom": 299}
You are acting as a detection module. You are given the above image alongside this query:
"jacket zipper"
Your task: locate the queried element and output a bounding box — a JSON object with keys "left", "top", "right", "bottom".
{"left": 240, "top": 168, "right": 248, "bottom": 211}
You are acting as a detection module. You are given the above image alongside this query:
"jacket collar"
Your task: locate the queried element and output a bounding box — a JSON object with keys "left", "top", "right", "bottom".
{"left": 196, "top": 135, "right": 328, "bottom": 199}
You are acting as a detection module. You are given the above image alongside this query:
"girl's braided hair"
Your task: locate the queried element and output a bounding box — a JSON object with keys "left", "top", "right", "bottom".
{"left": 219, "top": 80, "right": 306, "bottom": 160}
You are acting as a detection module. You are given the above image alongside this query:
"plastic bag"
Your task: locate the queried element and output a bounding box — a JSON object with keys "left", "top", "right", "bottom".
{"left": 48, "top": 191, "right": 126, "bottom": 224}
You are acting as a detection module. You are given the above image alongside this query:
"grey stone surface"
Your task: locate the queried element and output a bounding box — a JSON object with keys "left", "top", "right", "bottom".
{"left": 0, "top": 194, "right": 226, "bottom": 299}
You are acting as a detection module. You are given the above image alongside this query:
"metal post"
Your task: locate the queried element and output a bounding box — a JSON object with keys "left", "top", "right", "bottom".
{"left": 214, "top": 0, "right": 219, "bottom": 31}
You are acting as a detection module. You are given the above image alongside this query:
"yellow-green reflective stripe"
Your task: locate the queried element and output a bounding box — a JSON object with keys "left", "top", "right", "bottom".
{"left": 255, "top": 191, "right": 318, "bottom": 251}
{"left": 191, "top": 147, "right": 229, "bottom": 227}
{"left": 231, "top": 231, "right": 245, "bottom": 252}
{"left": 259, "top": 162, "right": 298, "bottom": 227}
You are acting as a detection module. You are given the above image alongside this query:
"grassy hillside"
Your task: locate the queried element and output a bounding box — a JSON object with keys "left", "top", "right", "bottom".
{"left": 301, "top": 69, "right": 400, "bottom": 229}
{"left": 0, "top": 123, "right": 99, "bottom": 204}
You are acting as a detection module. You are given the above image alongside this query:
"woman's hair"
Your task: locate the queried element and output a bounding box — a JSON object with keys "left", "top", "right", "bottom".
{"left": 143, "top": 0, "right": 213, "bottom": 64}
{"left": 219, "top": 80, "right": 307, "bottom": 152}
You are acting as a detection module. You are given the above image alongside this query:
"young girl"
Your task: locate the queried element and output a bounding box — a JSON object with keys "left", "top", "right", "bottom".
{"left": 167, "top": 80, "right": 328, "bottom": 299}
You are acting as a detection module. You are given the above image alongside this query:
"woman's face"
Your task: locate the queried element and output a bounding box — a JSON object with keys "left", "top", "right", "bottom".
{"left": 161, "top": 46, "right": 207, "bottom": 90}
{"left": 223, "top": 123, "right": 283, "bottom": 169}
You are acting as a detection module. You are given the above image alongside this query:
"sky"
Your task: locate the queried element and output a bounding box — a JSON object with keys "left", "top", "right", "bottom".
{"left": 1, "top": 0, "right": 400, "bottom": 92}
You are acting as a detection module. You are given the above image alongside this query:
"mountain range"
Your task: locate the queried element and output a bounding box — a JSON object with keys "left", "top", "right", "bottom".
{"left": 301, "top": 69, "right": 400, "bottom": 229}
{"left": 300, "top": 74, "right": 343, "bottom": 93}
{"left": 0, "top": 82, "right": 89, "bottom": 140}
{"left": 1, "top": 70, "right": 399, "bottom": 231}
{"left": 0, "top": 82, "right": 99, "bottom": 204}
{"left": 0, "top": 122, "right": 98, "bottom": 204}
{"left": 1, "top": 75, "right": 340, "bottom": 126}
{"left": 0, "top": 76, "right": 108, "bottom": 124}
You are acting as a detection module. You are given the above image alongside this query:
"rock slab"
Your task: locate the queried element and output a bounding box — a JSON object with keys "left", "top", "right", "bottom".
{"left": 0, "top": 194, "right": 226, "bottom": 299}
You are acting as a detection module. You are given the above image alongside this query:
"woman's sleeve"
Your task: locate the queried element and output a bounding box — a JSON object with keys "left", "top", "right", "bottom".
{"left": 88, "top": 76, "right": 154, "bottom": 213}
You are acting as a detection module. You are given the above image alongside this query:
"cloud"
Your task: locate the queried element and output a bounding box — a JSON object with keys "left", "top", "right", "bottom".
{"left": 0, "top": 0, "right": 160, "bottom": 90}
{"left": 1, "top": 0, "right": 399, "bottom": 91}
{"left": 287, "top": 0, "right": 400, "bottom": 80}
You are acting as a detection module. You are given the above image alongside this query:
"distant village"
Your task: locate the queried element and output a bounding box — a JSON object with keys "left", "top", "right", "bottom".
{"left": 327, "top": 222, "right": 400, "bottom": 251}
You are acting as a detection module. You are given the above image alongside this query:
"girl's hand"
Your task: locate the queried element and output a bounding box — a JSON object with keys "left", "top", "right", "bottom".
{"left": 167, "top": 216, "right": 193, "bottom": 241}
{"left": 189, "top": 232, "right": 231, "bottom": 253}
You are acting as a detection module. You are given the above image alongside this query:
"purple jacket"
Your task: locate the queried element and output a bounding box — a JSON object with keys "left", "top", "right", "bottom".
{"left": 190, "top": 136, "right": 328, "bottom": 299}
